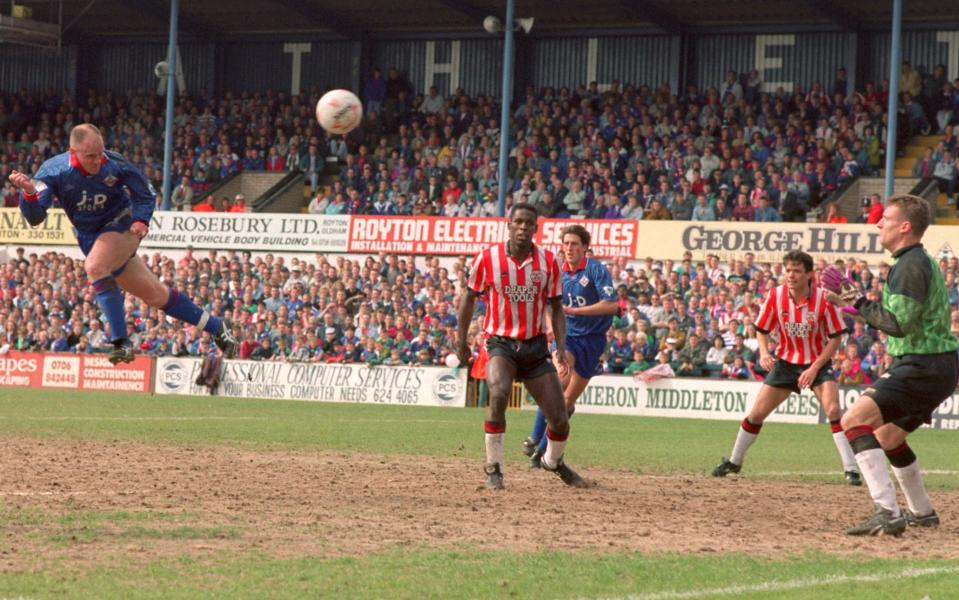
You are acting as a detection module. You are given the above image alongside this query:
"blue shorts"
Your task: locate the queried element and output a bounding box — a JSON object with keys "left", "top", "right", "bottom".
{"left": 567, "top": 333, "right": 607, "bottom": 380}
{"left": 76, "top": 211, "right": 133, "bottom": 256}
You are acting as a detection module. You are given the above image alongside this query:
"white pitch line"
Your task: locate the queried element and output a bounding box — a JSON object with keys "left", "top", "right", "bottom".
{"left": 754, "top": 469, "right": 959, "bottom": 476}
{"left": 590, "top": 565, "right": 959, "bottom": 600}
{"left": 7, "top": 416, "right": 267, "bottom": 422}
{"left": 327, "top": 418, "right": 465, "bottom": 424}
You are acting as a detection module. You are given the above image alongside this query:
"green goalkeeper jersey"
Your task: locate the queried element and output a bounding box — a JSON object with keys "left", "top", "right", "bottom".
{"left": 856, "top": 244, "right": 959, "bottom": 356}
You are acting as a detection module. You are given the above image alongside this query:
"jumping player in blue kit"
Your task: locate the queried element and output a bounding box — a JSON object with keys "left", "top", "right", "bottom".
{"left": 523, "top": 224, "right": 618, "bottom": 466}
{"left": 9, "top": 124, "right": 237, "bottom": 364}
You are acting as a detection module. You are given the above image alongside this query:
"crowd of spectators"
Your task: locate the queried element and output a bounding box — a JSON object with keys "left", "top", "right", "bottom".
{"left": 3, "top": 247, "right": 957, "bottom": 385}
{"left": 7, "top": 61, "right": 956, "bottom": 221}
{"left": 2, "top": 62, "right": 959, "bottom": 382}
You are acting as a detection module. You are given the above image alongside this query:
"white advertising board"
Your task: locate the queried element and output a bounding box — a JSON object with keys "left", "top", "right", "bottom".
{"left": 155, "top": 357, "right": 467, "bottom": 407}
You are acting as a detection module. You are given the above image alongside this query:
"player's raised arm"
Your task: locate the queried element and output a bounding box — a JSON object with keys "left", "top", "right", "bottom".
{"left": 10, "top": 168, "right": 55, "bottom": 226}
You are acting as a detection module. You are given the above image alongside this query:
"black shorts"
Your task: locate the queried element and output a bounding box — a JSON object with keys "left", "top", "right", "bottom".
{"left": 864, "top": 352, "right": 959, "bottom": 432}
{"left": 485, "top": 334, "right": 556, "bottom": 381}
{"left": 763, "top": 359, "right": 834, "bottom": 394}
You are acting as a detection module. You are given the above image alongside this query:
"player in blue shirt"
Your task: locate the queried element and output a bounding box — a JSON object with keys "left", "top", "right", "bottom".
{"left": 523, "top": 224, "right": 619, "bottom": 465}
{"left": 9, "top": 124, "right": 236, "bottom": 364}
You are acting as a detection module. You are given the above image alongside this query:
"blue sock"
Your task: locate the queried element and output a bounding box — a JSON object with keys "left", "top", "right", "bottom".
{"left": 530, "top": 409, "right": 547, "bottom": 443}
{"left": 92, "top": 276, "right": 128, "bottom": 344}
{"left": 538, "top": 407, "right": 575, "bottom": 453}
{"left": 162, "top": 287, "right": 222, "bottom": 335}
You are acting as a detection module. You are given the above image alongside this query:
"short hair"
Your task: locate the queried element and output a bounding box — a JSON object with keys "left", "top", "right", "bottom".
{"left": 69, "top": 124, "right": 103, "bottom": 147}
{"left": 509, "top": 202, "right": 538, "bottom": 219}
{"left": 783, "top": 250, "right": 813, "bottom": 272}
{"left": 561, "top": 224, "right": 590, "bottom": 247}
{"left": 888, "top": 194, "right": 931, "bottom": 237}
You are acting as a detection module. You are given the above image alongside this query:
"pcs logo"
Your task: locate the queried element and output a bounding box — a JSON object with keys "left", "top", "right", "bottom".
{"left": 160, "top": 361, "right": 188, "bottom": 393}
{"left": 432, "top": 372, "right": 463, "bottom": 405}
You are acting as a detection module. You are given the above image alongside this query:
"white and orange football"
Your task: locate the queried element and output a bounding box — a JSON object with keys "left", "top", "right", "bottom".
{"left": 316, "top": 89, "right": 363, "bottom": 135}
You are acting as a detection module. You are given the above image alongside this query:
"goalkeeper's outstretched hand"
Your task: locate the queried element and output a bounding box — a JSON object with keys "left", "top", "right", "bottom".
{"left": 821, "top": 266, "right": 862, "bottom": 306}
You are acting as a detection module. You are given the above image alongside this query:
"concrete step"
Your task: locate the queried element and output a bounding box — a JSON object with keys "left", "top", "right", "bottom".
{"left": 303, "top": 184, "right": 332, "bottom": 198}
{"left": 912, "top": 134, "right": 944, "bottom": 147}
{"left": 903, "top": 146, "right": 928, "bottom": 158}
{"left": 895, "top": 157, "right": 916, "bottom": 171}
{"left": 935, "top": 216, "right": 959, "bottom": 225}
{"left": 894, "top": 168, "right": 913, "bottom": 177}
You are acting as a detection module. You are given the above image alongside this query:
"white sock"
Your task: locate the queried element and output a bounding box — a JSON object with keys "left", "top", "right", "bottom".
{"left": 832, "top": 431, "right": 859, "bottom": 473}
{"left": 543, "top": 434, "right": 568, "bottom": 469}
{"left": 855, "top": 448, "right": 901, "bottom": 515}
{"left": 892, "top": 461, "right": 934, "bottom": 516}
{"left": 730, "top": 426, "right": 759, "bottom": 466}
{"left": 485, "top": 432, "right": 504, "bottom": 467}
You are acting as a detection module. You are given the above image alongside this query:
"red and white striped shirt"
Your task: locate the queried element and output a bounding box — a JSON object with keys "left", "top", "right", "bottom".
{"left": 756, "top": 284, "right": 846, "bottom": 365}
{"left": 467, "top": 242, "right": 562, "bottom": 340}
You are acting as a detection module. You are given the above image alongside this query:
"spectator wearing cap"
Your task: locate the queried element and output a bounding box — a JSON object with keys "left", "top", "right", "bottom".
{"left": 854, "top": 197, "right": 873, "bottom": 223}
{"left": 230, "top": 194, "right": 247, "bottom": 213}
{"left": 283, "top": 266, "right": 306, "bottom": 293}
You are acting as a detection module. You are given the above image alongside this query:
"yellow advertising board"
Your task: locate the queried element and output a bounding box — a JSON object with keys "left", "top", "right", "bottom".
{"left": 0, "top": 207, "right": 77, "bottom": 246}
{"left": 634, "top": 221, "right": 957, "bottom": 266}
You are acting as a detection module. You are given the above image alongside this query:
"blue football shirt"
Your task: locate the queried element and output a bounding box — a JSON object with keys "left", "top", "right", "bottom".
{"left": 562, "top": 257, "right": 616, "bottom": 337}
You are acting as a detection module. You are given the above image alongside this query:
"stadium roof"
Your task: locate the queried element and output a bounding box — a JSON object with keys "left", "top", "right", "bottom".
{"left": 14, "top": 0, "right": 959, "bottom": 42}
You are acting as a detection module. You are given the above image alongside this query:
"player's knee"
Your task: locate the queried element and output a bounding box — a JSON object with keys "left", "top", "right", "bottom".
{"left": 487, "top": 387, "right": 511, "bottom": 407}
{"left": 823, "top": 403, "right": 841, "bottom": 421}
{"left": 840, "top": 411, "right": 859, "bottom": 431}
{"left": 85, "top": 260, "right": 110, "bottom": 282}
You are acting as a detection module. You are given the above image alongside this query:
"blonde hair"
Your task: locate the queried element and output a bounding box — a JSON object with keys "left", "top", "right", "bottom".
{"left": 69, "top": 124, "right": 104, "bottom": 148}
{"left": 887, "top": 194, "right": 932, "bottom": 237}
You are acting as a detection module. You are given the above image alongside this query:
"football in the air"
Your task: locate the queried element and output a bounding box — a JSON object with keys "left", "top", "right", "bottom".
{"left": 316, "top": 89, "right": 362, "bottom": 135}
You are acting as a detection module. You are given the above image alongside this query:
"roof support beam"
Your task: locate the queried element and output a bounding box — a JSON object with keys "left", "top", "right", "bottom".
{"left": 617, "top": 0, "right": 683, "bottom": 35}
{"left": 271, "top": 0, "right": 365, "bottom": 38}
{"left": 807, "top": 0, "right": 860, "bottom": 31}
{"left": 433, "top": 0, "right": 488, "bottom": 23}
{"left": 128, "top": 0, "right": 222, "bottom": 38}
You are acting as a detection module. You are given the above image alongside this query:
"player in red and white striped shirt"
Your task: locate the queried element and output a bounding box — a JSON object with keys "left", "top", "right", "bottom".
{"left": 712, "top": 250, "right": 861, "bottom": 485}
{"left": 456, "top": 203, "right": 586, "bottom": 490}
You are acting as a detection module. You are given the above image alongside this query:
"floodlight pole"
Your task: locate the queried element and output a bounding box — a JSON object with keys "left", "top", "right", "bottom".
{"left": 160, "top": 0, "right": 179, "bottom": 211}
{"left": 495, "top": 0, "right": 516, "bottom": 218}
{"left": 883, "top": 0, "right": 902, "bottom": 201}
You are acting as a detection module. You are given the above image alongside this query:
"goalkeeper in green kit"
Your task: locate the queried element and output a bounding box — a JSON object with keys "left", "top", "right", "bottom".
{"left": 822, "top": 195, "right": 958, "bottom": 537}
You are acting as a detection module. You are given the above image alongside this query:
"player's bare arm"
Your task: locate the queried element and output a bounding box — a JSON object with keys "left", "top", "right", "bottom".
{"left": 564, "top": 299, "right": 618, "bottom": 317}
{"left": 757, "top": 330, "right": 775, "bottom": 372}
{"left": 455, "top": 288, "right": 478, "bottom": 366}
{"left": 549, "top": 296, "right": 568, "bottom": 371}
